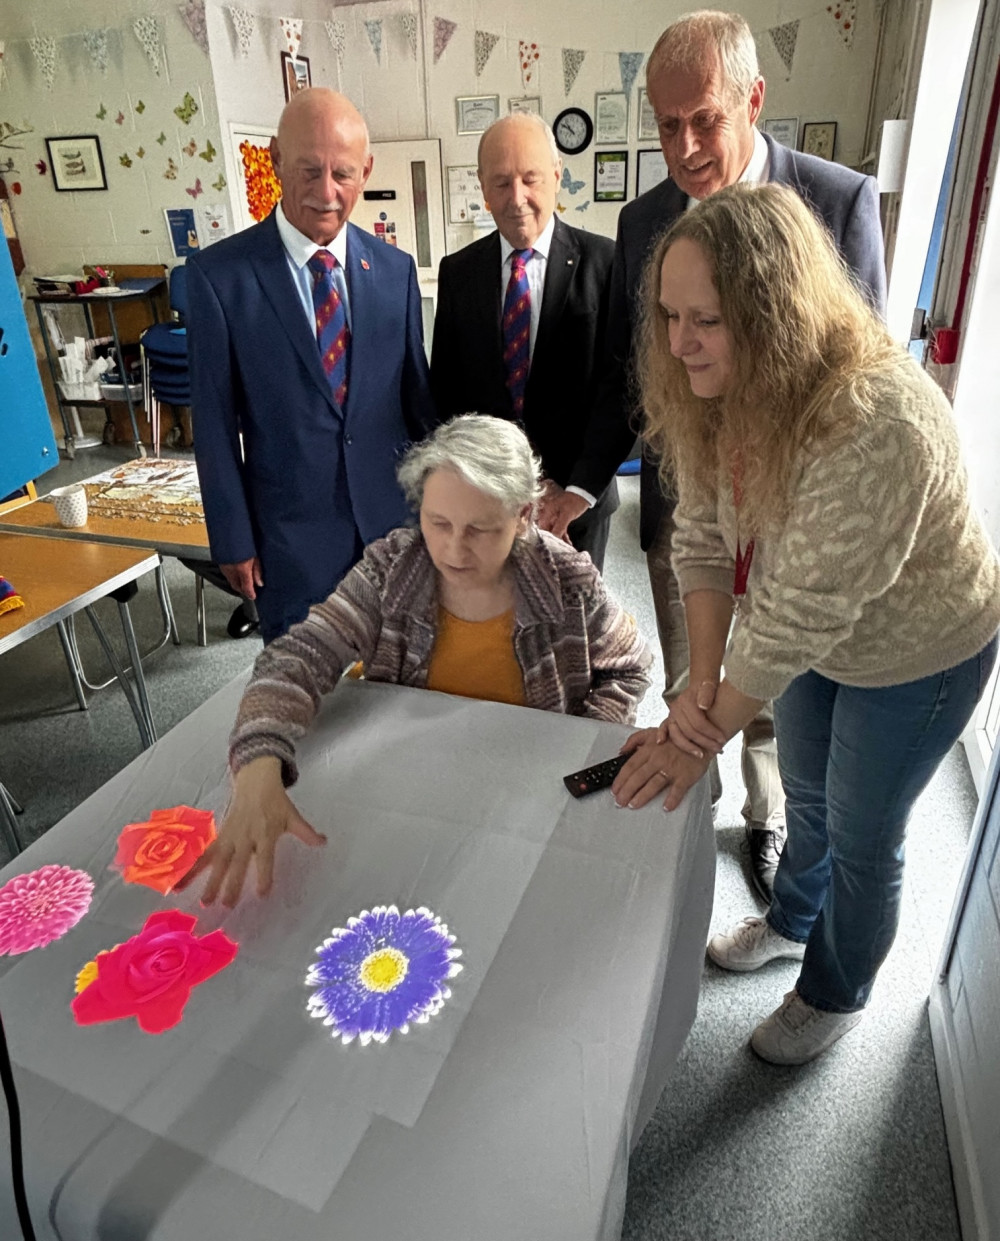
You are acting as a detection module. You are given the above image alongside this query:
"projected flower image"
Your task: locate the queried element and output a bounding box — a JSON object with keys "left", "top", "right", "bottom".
{"left": 114, "top": 805, "right": 216, "bottom": 894}
{"left": 306, "top": 905, "right": 463, "bottom": 1046}
{"left": 0, "top": 865, "right": 94, "bottom": 955}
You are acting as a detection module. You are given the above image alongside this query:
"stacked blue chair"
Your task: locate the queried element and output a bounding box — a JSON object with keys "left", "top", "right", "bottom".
{"left": 140, "top": 265, "right": 189, "bottom": 452}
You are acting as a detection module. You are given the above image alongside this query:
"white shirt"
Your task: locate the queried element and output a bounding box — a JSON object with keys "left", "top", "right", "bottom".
{"left": 275, "top": 203, "right": 352, "bottom": 332}
{"left": 498, "top": 213, "right": 556, "bottom": 361}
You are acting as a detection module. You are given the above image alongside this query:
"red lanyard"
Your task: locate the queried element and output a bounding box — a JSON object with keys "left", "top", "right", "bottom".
{"left": 732, "top": 463, "right": 754, "bottom": 599}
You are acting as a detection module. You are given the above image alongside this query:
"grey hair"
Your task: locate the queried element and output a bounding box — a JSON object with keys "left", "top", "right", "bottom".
{"left": 646, "top": 10, "right": 760, "bottom": 107}
{"left": 398, "top": 415, "right": 543, "bottom": 514}
{"left": 477, "top": 112, "right": 560, "bottom": 169}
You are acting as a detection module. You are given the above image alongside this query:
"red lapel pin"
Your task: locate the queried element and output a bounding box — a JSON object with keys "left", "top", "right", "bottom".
{"left": 360, "top": 259, "right": 370, "bottom": 270}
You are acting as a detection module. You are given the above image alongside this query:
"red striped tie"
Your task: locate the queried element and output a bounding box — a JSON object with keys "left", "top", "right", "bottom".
{"left": 307, "top": 249, "right": 350, "bottom": 407}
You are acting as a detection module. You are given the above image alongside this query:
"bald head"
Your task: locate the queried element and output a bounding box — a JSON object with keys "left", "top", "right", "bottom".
{"left": 271, "top": 88, "right": 373, "bottom": 244}
{"left": 478, "top": 114, "right": 561, "bottom": 250}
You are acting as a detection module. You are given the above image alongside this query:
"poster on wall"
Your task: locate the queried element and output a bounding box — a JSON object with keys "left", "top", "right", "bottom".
{"left": 594, "top": 150, "right": 628, "bottom": 202}
{"left": 447, "top": 165, "right": 491, "bottom": 225}
{"left": 194, "top": 202, "right": 232, "bottom": 247}
{"left": 164, "top": 208, "right": 199, "bottom": 257}
{"left": 229, "top": 122, "right": 278, "bottom": 233}
{"left": 636, "top": 149, "right": 668, "bottom": 197}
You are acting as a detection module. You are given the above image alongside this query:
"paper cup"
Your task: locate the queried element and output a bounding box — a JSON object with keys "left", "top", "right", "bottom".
{"left": 51, "top": 484, "right": 89, "bottom": 528}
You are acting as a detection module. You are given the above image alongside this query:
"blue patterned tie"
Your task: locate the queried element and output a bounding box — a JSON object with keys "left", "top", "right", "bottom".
{"left": 307, "top": 249, "right": 350, "bottom": 407}
{"left": 502, "top": 249, "right": 532, "bottom": 418}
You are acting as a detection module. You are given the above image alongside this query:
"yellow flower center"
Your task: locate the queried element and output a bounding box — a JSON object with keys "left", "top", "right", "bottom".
{"left": 358, "top": 947, "right": 408, "bottom": 993}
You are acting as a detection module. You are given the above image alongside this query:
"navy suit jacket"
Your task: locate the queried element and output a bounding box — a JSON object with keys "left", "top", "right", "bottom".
{"left": 187, "top": 213, "right": 435, "bottom": 639}
{"left": 568, "top": 133, "right": 888, "bottom": 549}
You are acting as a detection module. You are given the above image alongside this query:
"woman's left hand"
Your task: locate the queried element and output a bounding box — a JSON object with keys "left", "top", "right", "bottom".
{"left": 613, "top": 729, "right": 711, "bottom": 811}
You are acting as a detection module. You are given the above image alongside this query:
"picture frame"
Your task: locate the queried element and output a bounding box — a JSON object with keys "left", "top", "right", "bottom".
{"left": 637, "top": 88, "right": 658, "bottom": 142}
{"left": 594, "top": 92, "right": 628, "bottom": 145}
{"left": 508, "top": 96, "right": 541, "bottom": 116}
{"left": 636, "top": 148, "right": 669, "bottom": 197}
{"left": 281, "top": 51, "right": 311, "bottom": 102}
{"left": 446, "top": 164, "right": 491, "bottom": 225}
{"left": 594, "top": 149, "right": 628, "bottom": 202}
{"left": 801, "top": 120, "right": 837, "bottom": 161}
{"left": 456, "top": 94, "right": 501, "bottom": 135}
{"left": 45, "top": 135, "right": 107, "bottom": 192}
{"left": 763, "top": 117, "right": 799, "bottom": 149}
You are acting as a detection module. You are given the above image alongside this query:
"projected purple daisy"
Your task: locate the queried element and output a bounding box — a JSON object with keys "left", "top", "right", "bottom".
{"left": 306, "top": 905, "right": 463, "bottom": 1046}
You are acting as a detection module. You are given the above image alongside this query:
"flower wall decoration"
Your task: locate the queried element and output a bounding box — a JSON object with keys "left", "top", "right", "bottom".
{"left": 72, "top": 909, "right": 238, "bottom": 1034}
{"left": 240, "top": 139, "right": 281, "bottom": 222}
{"left": 0, "top": 865, "right": 94, "bottom": 955}
{"left": 306, "top": 905, "right": 462, "bottom": 1046}
{"left": 114, "top": 805, "right": 216, "bottom": 895}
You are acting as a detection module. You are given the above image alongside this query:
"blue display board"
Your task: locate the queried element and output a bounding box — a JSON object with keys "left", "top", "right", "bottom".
{"left": 0, "top": 241, "right": 58, "bottom": 500}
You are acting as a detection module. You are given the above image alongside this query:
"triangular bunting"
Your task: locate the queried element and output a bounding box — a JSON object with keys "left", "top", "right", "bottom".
{"left": 179, "top": 0, "right": 209, "bottom": 55}
{"left": 279, "top": 17, "right": 303, "bottom": 59}
{"left": 768, "top": 21, "right": 799, "bottom": 77}
{"left": 29, "top": 36, "right": 57, "bottom": 90}
{"left": 82, "top": 29, "right": 111, "bottom": 75}
{"left": 619, "top": 52, "right": 643, "bottom": 98}
{"left": 365, "top": 19, "right": 383, "bottom": 64}
{"left": 324, "top": 18, "right": 346, "bottom": 69}
{"left": 133, "top": 16, "right": 162, "bottom": 75}
{"left": 474, "top": 30, "right": 500, "bottom": 77}
{"left": 826, "top": 2, "right": 856, "bottom": 46}
{"left": 562, "top": 48, "right": 585, "bottom": 96}
{"left": 400, "top": 14, "right": 418, "bottom": 60}
{"left": 434, "top": 17, "right": 457, "bottom": 65}
{"left": 228, "top": 7, "right": 256, "bottom": 57}
{"left": 519, "top": 40, "right": 539, "bottom": 91}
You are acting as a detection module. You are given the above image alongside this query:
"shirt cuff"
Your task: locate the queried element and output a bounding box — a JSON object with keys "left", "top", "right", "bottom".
{"left": 565, "top": 485, "right": 596, "bottom": 508}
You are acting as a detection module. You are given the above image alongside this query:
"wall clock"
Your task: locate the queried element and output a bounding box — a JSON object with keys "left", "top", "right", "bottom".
{"left": 553, "top": 107, "right": 594, "bottom": 156}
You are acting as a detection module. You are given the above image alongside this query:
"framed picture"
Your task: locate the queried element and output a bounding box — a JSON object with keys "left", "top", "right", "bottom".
{"left": 801, "top": 120, "right": 837, "bottom": 161}
{"left": 508, "top": 96, "right": 541, "bottom": 116}
{"left": 456, "top": 94, "right": 500, "bottom": 135}
{"left": 446, "top": 164, "right": 491, "bottom": 225}
{"left": 281, "top": 52, "right": 311, "bottom": 102}
{"left": 637, "top": 88, "right": 658, "bottom": 142}
{"left": 594, "top": 150, "right": 628, "bottom": 202}
{"left": 45, "top": 135, "right": 107, "bottom": 192}
{"left": 763, "top": 117, "right": 798, "bottom": 149}
{"left": 594, "top": 92, "right": 628, "bottom": 145}
{"left": 637, "top": 148, "right": 668, "bottom": 197}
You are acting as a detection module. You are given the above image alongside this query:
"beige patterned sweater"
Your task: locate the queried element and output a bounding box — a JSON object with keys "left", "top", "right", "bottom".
{"left": 672, "top": 358, "right": 1000, "bottom": 702}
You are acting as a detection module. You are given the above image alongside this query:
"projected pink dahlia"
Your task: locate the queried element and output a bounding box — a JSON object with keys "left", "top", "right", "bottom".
{"left": 0, "top": 864, "right": 94, "bottom": 955}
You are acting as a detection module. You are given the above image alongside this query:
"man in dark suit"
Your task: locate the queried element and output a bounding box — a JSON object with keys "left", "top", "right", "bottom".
{"left": 187, "top": 89, "right": 435, "bottom": 643}
{"left": 566, "top": 11, "right": 887, "bottom": 900}
{"left": 430, "top": 114, "right": 616, "bottom": 570}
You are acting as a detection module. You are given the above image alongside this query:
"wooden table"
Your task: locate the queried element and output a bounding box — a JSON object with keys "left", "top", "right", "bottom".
{"left": 0, "top": 531, "right": 160, "bottom": 853}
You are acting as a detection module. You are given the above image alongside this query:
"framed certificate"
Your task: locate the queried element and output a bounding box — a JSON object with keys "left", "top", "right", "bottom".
{"left": 636, "top": 148, "right": 668, "bottom": 197}
{"left": 594, "top": 92, "right": 628, "bottom": 145}
{"left": 456, "top": 95, "right": 500, "bottom": 135}
{"left": 763, "top": 117, "right": 798, "bottom": 149}
{"left": 637, "top": 88, "right": 658, "bottom": 142}
{"left": 594, "top": 150, "right": 628, "bottom": 202}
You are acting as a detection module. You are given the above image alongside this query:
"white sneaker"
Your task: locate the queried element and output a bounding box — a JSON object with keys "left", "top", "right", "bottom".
{"left": 751, "top": 990, "right": 863, "bottom": 1065}
{"left": 707, "top": 916, "right": 806, "bottom": 972}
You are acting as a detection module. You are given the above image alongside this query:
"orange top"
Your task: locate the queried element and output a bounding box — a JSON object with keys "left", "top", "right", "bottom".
{"left": 425, "top": 607, "right": 525, "bottom": 707}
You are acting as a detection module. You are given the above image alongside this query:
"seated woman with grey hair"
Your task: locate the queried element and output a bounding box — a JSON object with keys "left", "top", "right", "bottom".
{"left": 179, "top": 415, "right": 652, "bottom": 907}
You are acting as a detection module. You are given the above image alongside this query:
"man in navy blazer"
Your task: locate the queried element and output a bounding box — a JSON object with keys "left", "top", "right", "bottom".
{"left": 569, "top": 11, "right": 887, "bottom": 901}
{"left": 187, "top": 89, "right": 435, "bottom": 643}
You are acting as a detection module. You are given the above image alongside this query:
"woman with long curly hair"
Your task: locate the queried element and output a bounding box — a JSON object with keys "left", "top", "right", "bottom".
{"left": 613, "top": 183, "right": 1000, "bottom": 1064}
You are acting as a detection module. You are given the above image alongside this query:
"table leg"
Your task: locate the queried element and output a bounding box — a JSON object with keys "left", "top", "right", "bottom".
{"left": 195, "top": 572, "right": 207, "bottom": 647}
{"left": 116, "top": 600, "right": 158, "bottom": 746}
{"left": 156, "top": 561, "right": 181, "bottom": 646}
{"left": 83, "top": 605, "right": 155, "bottom": 749}
{"left": 55, "top": 619, "right": 88, "bottom": 711}
{"left": 0, "top": 783, "right": 22, "bottom": 856}
{"left": 107, "top": 307, "right": 145, "bottom": 458}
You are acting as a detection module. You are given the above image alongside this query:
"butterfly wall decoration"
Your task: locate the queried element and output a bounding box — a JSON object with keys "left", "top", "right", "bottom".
{"left": 183, "top": 139, "right": 197, "bottom": 157}
{"left": 164, "top": 157, "right": 178, "bottom": 180}
{"left": 561, "top": 166, "right": 585, "bottom": 195}
{"left": 199, "top": 140, "right": 216, "bottom": 163}
{"left": 96, "top": 103, "right": 107, "bottom": 120}
{"left": 186, "top": 178, "right": 203, "bottom": 199}
{"left": 119, "top": 153, "right": 132, "bottom": 169}
{"left": 174, "top": 92, "right": 198, "bottom": 124}
{"left": 212, "top": 173, "right": 226, "bottom": 191}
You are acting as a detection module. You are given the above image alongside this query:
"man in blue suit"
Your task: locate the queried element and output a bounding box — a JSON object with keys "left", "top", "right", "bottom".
{"left": 187, "top": 89, "right": 435, "bottom": 643}
{"left": 563, "top": 11, "right": 887, "bottom": 901}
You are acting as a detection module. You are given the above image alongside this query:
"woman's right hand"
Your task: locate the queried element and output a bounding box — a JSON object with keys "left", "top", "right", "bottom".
{"left": 175, "top": 756, "right": 326, "bottom": 907}
{"left": 659, "top": 682, "right": 727, "bottom": 758}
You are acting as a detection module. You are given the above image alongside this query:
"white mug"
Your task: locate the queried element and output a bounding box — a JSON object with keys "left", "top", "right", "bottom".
{"left": 50, "top": 484, "right": 89, "bottom": 528}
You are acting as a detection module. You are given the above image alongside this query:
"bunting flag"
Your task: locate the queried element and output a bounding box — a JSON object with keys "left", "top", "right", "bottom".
{"left": 29, "top": 37, "right": 57, "bottom": 90}
{"left": 82, "top": 29, "right": 111, "bottom": 75}
{"left": 133, "top": 16, "right": 162, "bottom": 75}
{"left": 279, "top": 17, "right": 303, "bottom": 59}
{"left": 433, "top": 17, "right": 457, "bottom": 64}
{"left": 228, "top": 7, "right": 256, "bottom": 57}
{"left": 364, "top": 19, "right": 383, "bottom": 64}
{"left": 474, "top": 30, "right": 500, "bottom": 77}
{"left": 324, "top": 18, "right": 345, "bottom": 69}
{"left": 826, "top": 2, "right": 856, "bottom": 46}
{"left": 619, "top": 52, "right": 643, "bottom": 97}
{"left": 400, "top": 14, "right": 418, "bottom": 60}
{"left": 179, "top": 0, "right": 209, "bottom": 55}
{"left": 562, "top": 48, "right": 585, "bottom": 96}
{"left": 768, "top": 21, "right": 799, "bottom": 77}
{"left": 519, "top": 40, "right": 539, "bottom": 90}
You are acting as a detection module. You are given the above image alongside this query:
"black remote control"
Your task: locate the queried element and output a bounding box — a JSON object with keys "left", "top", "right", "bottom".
{"left": 563, "top": 752, "right": 630, "bottom": 798}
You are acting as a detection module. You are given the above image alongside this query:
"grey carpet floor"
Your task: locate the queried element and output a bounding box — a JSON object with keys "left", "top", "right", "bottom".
{"left": 1, "top": 449, "right": 969, "bottom": 1239}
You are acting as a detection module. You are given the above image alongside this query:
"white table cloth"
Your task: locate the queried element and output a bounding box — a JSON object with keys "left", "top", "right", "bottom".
{"left": 0, "top": 676, "right": 714, "bottom": 1240}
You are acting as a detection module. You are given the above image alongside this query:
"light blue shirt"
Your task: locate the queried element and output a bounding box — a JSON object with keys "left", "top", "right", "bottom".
{"left": 274, "top": 203, "right": 352, "bottom": 332}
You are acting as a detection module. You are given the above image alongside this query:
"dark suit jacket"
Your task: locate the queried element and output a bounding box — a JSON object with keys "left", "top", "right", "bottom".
{"left": 187, "top": 212, "right": 436, "bottom": 640}
{"left": 569, "top": 133, "right": 888, "bottom": 549}
{"left": 430, "top": 217, "right": 618, "bottom": 534}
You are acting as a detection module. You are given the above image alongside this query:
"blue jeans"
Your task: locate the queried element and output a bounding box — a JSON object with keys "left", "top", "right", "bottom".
{"left": 767, "top": 634, "right": 998, "bottom": 1014}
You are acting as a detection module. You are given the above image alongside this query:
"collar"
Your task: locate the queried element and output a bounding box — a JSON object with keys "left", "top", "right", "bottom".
{"left": 687, "top": 127, "right": 770, "bottom": 206}
{"left": 275, "top": 202, "right": 349, "bottom": 271}
{"left": 499, "top": 213, "right": 556, "bottom": 266}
